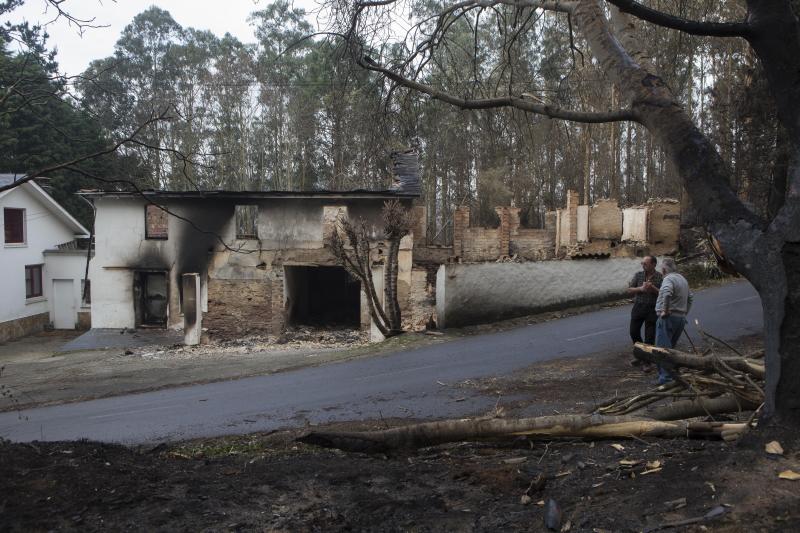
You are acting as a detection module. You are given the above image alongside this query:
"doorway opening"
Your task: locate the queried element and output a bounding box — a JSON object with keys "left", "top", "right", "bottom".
{"left": 133, "top": 271, "right": 168, "bottom": 328}
{"left": 284, "top": 266, "right": 360, "bottom": 327}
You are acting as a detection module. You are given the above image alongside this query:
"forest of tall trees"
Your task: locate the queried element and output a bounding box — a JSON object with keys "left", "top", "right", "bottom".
{"left": 1, "top": 1, "right": 786, "bottom": 240}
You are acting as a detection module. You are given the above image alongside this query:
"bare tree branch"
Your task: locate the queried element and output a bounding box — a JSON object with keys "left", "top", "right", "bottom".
{"left": 357, "top": 56, "right": 636, "bottom": 123}
{"left": 0, "top": 107, "right": 177, "bottom": 193}
{"left": 603, "top": 0, "right": 752, "bottom": 38}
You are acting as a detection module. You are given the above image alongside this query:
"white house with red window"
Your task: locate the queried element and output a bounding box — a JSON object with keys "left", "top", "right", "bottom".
{"left": 0, "top": 175, "right": 91, "bottom": 342}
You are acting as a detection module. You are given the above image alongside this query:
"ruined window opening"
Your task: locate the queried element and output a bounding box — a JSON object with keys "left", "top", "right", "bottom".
{"left": 284, "top": 266, "right": 361, "bottom": 328}
{"left": 4, "top": 207, "right": 25, "bottom": 244}
{"left": 145, "top": 205, "right": 168, "bottom": 240}
{"left": 133, "top": 271, "right": 168, "bottom": 328}
{"left": 235, "top": 205, "right": 258, "bottom": 239}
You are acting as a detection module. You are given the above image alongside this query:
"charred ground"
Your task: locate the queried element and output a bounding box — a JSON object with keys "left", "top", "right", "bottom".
{"left": 1, "top": 336, "right": 798, "bottom": 532}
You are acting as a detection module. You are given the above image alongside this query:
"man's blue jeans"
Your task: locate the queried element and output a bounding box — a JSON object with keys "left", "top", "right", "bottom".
{"left": 655, "top": 315, "right": 686, "bottom": 383}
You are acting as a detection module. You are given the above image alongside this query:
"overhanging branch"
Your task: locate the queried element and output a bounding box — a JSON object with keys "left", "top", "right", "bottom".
{"left": 357, "top": 58, "right": 636, "bottom": 123}
{"left": 604, "top": 0, "right": 752, "bottom": 38}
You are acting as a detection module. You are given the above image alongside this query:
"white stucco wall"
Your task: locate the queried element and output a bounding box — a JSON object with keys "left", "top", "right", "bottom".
{"left": 436, "top": 258, "right": 651, "bottom": 328}
{"left": 622, "top": 207, "right": 649, "bottom": 242}
{"left": 91, "top": 198, "right": 173, "bottom": 329}
{"left": 90, "top": 197, "right": 232, "bottom": 329}
{"left": 0, "top": 185, "right": 79, "bottom": 323}
{"left": 44, "top": 250, "right": 92, "bottom": 328}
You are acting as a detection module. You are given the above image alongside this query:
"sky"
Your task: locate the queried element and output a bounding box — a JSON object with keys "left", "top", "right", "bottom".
{"left": 8, "top": 0, "right": 315, "bottom": 76}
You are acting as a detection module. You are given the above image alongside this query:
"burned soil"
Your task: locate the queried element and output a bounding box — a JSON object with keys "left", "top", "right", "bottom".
{"left": 2, "top": 335, "right": 798, "bottom": 532}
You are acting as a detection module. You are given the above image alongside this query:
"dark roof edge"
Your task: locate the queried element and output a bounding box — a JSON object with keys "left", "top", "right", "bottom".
{"left": 80, "top": 189, "right": 419, "bottom": 200}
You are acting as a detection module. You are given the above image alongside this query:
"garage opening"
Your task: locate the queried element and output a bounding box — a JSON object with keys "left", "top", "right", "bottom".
{"left": 133, "top": 271, "right": 168, "bottom": 328}
{"left": 284, "top": 266, "right": 360, "bottom": 327}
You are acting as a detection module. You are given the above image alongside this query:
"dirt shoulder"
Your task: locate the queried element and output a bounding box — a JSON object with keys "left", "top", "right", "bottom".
{"left": 1, "top": 333, "right": 796, "bottom": 532}
{"left": 0, "top": 329, "right": 447, "bottom": 412}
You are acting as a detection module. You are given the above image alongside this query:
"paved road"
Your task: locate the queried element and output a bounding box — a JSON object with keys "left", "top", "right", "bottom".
{"left": 0, "top": 281, "right": 762, "bottom": 444}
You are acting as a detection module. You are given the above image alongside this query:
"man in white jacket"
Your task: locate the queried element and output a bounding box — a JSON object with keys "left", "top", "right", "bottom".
{"left": 654, "top": 257, "right": 694, "bottom": 384}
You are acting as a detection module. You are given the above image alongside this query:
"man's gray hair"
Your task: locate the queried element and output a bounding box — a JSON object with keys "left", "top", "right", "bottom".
{"left": 662, "top": 257, "right": 678, "bottom": 274}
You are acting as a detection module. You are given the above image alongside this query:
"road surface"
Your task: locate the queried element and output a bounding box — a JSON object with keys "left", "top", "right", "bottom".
{"left": 0, "top": 281, "right": 762, "bottom": 444}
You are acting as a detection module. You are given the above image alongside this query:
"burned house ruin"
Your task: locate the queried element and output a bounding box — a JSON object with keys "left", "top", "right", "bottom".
{"left": 87, "top": 148, "right": 682, "bottom": 338}
{"left": 86, "top": 187, "right": 417, "bottom": 340}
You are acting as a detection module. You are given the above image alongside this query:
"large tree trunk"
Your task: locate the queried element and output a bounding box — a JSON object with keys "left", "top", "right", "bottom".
{"left": 573, "top": 1, "right": 800, "bottom": 421}
{"left": 384, "top": 237, "right": 403, "bottom": 333}
{"left": 777, "top": 243, "right": 800, "bottom": 418}
{"left": 299, "top": 414, "right": 747, "bottom": 453}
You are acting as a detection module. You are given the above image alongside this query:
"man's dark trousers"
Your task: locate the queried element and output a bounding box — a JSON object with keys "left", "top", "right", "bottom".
{"left": 630, "top": 301, "right": 657, "bottom": 344}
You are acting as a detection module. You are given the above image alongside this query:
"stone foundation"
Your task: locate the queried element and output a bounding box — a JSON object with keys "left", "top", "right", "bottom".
{"left": 0, "top": 313, "right": 49, "bottom": 343}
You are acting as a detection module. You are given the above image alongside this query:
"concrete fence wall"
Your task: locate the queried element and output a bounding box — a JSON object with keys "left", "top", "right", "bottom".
{"left": 436, "top": 258, "right": 646, "bottom": 328}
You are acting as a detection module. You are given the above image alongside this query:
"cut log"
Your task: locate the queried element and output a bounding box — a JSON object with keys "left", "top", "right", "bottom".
{"left": 649, "top": 395, "right": 760, "bottom": 421}
{"left": 633, "top": 343, "right": 765, "bottom": 379}
{"left": 297, "top": 415, "right": 748, "bottom": 453}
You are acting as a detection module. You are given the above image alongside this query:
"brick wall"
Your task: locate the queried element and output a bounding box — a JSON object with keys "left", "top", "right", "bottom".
{"left": 462, "top": 227, "right": 503, "bottom": 261}
{"left": 205, "top": 278, "right": 272, "bottom": 338}
{"left": 415, "top": 193, "right": 679, "bottom": 266}
{"left": 589, "top": 199, "right": 623, "bottom": 240}
{"left": 512, "top": 229, "right": 555, "bottom": 260}
{"left": 145, "top": 204, "right": 168, "bottom": 239}
{"left": 430, "top": 205, "right": 556, "bottom": 263}
{"left": 566, "top": 190, "right": 579, "bottom": 245}
{"left": 413, "top": 246, "right": 453, "bottom": 263}
{"left": 452, "top": 206, "right": 470, "bottom": 258}
{"left": 648, "top": 201, "right": 680, "bottom": 248}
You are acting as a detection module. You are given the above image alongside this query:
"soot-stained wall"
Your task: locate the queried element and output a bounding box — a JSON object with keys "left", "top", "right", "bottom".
{"left": 91, "top": 195, "right": 415, "bottom": 339}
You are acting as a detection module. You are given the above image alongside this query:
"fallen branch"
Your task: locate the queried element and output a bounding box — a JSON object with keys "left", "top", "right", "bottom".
{"left": 298, "top": 414, "right": 748, "bottom": 453}
{"left": 648, "top": 394, "right": 759, "bottom": 421}
{"left": 633, "top": 343, "right": 765, "bottom": 379}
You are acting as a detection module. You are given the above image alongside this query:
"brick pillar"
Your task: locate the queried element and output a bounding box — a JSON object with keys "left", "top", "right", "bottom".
{"left": 452, "top": 206, "right": 470, "bottom": 258}
{"left": 566, "top": 189, "right": 580, "bottom": 246}
{"left": 270, "top": 266, "right": 285, "bottom": 335}
{"left": 495, "top": 206, "right": 511, "bottom": 257}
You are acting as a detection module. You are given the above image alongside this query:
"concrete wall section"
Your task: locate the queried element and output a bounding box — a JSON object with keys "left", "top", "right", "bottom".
{"left": 259, "top": 201, "right": 324, "bottom": 249}
{"left": 576, "top": 205, "right": 589, "bottom": 242}
{"left": 622, "top": 207, "right": 649, "bottom": 242}
{"left": 436, "top": 258, "right": 644, "bottom": 328}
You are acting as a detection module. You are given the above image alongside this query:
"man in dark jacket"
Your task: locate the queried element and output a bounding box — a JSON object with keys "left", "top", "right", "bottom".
{"left": 628, "top": 256, "right": 663, "bottom": 345}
